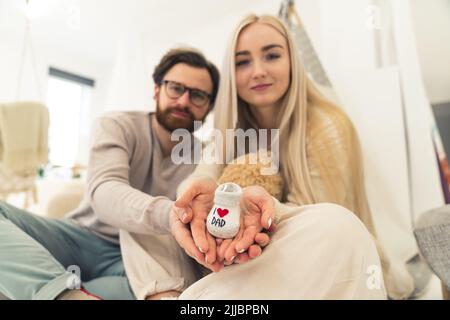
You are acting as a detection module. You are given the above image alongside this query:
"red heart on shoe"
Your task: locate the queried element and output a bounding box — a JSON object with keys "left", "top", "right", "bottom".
{"left": 217, "top": 208, "right": 229, "bottom": 218}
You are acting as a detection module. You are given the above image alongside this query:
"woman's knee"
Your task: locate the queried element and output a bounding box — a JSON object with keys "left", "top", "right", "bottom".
{"left": 320, "top": 203, "right": 372, "bottom": 239}
{"left": 284, "top": 203, "right": 377, "bottom": 251}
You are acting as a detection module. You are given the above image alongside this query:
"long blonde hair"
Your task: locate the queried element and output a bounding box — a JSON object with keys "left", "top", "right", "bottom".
{"left": 215, "top": 14, "right": 366, "bottom": 211}
{"left": 213, "top": 14, "right": 411, "bottom": 298}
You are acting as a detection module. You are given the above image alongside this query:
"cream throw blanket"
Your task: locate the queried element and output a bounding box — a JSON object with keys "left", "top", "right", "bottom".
{"left": 0, "top": 101, "right": 49, "bottom": 175}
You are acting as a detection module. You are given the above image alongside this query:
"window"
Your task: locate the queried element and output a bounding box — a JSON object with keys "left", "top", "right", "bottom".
{"left": 46, "top": 67, "right": 94, "bottom": 168}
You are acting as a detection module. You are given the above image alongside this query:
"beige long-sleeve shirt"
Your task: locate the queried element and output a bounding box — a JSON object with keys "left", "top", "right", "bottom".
{"left": 66, "top": 111, "right": 197, "bottom": 244}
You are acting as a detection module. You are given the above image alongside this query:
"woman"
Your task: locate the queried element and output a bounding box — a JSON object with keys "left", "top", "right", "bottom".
{"left": 121, "top": 14, "right": 396, "bottom": 300}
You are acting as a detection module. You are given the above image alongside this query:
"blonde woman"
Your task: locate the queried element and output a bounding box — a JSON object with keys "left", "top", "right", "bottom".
{"left": 120, "top": 14, "right": 398, "bottom": 300}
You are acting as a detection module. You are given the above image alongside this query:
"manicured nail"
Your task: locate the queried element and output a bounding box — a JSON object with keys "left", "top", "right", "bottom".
{"left": 198, "top": 246, "right": 204, "bottom": 253}
{"left": 231, "top": 255, "right": 236, "bottom": 261}
{"left": 267, "top": 217, "right": 272, "bottom": 229}
{"left": 205, "top": 256, "right": 209, "bottom": 263}
{"left": 237, "top": 248, "right": 245, "bottom": 253}
{"left": 181, "top": 212, "right": 187, "bottom": 222}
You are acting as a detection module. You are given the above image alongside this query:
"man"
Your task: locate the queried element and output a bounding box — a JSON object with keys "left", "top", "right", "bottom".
{"left": 0, "top": 48, "right": 219, "bottom": 300}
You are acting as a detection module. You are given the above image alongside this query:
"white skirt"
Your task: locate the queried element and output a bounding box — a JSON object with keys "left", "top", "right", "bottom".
{"left": 120, "top": 202, "right": 387, "bottom": 300}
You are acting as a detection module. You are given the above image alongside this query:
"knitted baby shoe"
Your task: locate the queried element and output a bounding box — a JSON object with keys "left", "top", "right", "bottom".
{"left": 206, "top": 183, "right": 242, "bottom": 239}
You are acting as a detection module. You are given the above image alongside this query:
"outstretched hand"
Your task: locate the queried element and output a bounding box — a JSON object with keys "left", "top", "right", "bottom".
{"left": 216, "top": 186, "right": 276, "bottom": 264}
{"left": 172, "top": 177, "right": 222, "bottom": 270}
{"left": 170, "top": 205, "right": 223, "bottom": 272}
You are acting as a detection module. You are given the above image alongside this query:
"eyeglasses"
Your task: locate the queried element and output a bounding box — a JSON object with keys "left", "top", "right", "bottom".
{"left": 160, "top": 80, "right": 211, "bottom": 107}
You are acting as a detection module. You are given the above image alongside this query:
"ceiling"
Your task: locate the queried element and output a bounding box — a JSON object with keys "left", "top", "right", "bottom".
{"left": 0, "top": 0, "right": 280, "bottom": 65}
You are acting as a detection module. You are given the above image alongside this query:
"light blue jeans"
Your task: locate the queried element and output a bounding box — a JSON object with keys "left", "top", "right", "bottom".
{"left": 0, "top": 201, "right": 135, "bottom": 300}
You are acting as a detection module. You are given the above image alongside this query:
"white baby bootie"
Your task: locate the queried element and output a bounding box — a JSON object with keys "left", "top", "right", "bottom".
{"left": 206, "top": 183, "right": 242, "bottom": 239}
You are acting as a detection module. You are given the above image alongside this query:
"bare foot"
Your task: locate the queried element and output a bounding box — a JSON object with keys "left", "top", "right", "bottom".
{"left": 145, "top": 290, "right": 181, "bottom": 300}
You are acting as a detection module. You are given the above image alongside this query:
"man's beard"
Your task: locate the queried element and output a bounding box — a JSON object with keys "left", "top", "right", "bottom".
{"left": 155, "top": 103, "right": 200, "bottom": 133}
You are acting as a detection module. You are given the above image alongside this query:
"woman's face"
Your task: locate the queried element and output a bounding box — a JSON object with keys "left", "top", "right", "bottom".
{"left": 235, "top": 22, "right": 291, "bottom": 109}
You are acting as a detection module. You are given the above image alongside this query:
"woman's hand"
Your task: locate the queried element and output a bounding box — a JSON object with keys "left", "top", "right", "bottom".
{"left": 174, "top": 178, "right": 219, "bottom": 265}
{"left": 216, "top": 185, "right": 276, "bottom": 264}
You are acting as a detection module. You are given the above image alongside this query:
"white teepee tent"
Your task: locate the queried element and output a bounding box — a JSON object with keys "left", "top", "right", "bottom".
{"left": 279, "top": 0, "right": 445, "bottom": 299}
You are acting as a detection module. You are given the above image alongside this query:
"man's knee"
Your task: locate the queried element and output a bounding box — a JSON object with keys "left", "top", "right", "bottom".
{"left": 0, "top": 201, "right": 10, "bottom": 220}
{"left": 0, "top": 201, "right": 30, "bottom": 227}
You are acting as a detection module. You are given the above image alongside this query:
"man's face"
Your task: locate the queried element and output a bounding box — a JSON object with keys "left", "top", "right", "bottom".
{"left": 154, "top": 63, "right": 213, "bottom": 133}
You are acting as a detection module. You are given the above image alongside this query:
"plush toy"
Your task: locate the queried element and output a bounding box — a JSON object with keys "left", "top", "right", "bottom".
{"left": 206, "top": 151, "right": 284, "bottom": 239}
{"left": 217, "top": 151, "right": 284, "bottom": 201}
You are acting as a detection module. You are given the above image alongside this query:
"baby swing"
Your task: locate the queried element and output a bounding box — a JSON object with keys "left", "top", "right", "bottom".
{"left": 0, "top": 0, "right": 49, "bottom": 209}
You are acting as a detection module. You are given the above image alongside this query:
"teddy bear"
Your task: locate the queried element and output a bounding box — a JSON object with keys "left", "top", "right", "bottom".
{"left": 217, "top": 150, "right": 284, "bottom": 201}
{"left": 205, "top": 150, "right": 284, "bottom": 239}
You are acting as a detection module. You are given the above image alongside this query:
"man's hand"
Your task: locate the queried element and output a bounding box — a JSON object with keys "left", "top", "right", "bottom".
{"left": 169, "top": 205, "right": 223, "bottom": 272}
{"left": 174, "top": 177, "right": 219, "bottom": 265}
{"left": 217, "top": 186, "right": 276, "bottom": 264}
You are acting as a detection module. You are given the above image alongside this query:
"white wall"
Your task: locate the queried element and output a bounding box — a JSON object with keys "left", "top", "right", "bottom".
{"left": 295, "top": 0, "right": 450, "bottom": 105}
{"left": 104, "top": 0, "right": 283, "bottom": 112}
{"left": 411, "top": 0, "right": 450, "bottom": 104}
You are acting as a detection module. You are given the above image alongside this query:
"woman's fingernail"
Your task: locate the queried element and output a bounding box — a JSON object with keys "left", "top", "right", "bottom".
{"left": 267, "top": 218, "right": 272, "bottom": 228}
{"left": 237, "top": 248, "right": 245, "bottom": 253}
{"left": 205, "top": 256, "right": 209, "bottom": 263}
{"left": 181, "top": 212, "right": 187, "bottom": 222}
{"left": 231, "top": 255, "right": 236, "bottom": 261}
{"left": 198, "top": 246, "right": 204, "bottom": 253}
